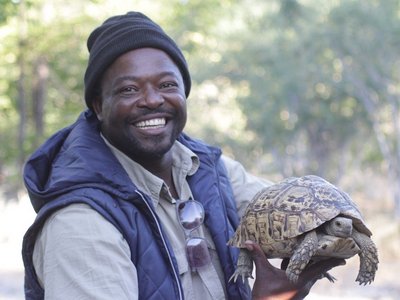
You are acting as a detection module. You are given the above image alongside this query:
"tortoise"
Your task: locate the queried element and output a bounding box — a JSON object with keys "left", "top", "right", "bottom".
{"left": 227, "top": 175, "right": 378, "bottom": 285}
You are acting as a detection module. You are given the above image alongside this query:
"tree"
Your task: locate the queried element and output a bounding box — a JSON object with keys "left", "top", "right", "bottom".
{"left": 206, "top": 0, "right": 400, "bottom": 216}
{"left": 327, "top": 0, "right": 400, "bottom": 216}
{"left": 211, "top": 1, "right": 368, "bottom": 178}
{"left": 0, "top": 0, "right": 99, "bottom": 188}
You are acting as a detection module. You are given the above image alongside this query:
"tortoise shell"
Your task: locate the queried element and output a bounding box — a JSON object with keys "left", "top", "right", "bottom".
{"left": 229, "top": 175, "right": 371, "bottom": 257}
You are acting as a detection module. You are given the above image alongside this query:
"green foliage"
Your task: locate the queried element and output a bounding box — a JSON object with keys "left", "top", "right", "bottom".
{"left": 0, "top": 0, "right": 99, "bottom": 185}
{"left": 0, "top": 0, "right": 20, "bottom": 24}
{"left": 1, "top": 0, "right": 400, "bottom": 203}
{"left": 196, "top": 0, "right": 399, "bottom": 181}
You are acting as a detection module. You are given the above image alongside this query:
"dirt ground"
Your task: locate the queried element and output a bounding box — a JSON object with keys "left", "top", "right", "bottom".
{"left": 1, "top": 191, "right": 399, "bottom": 300}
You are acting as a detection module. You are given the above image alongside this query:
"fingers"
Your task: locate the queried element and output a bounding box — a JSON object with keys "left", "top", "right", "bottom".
{"left": 292, "top": 259, "right": 345, "bottom": 299}
{"left": 243, "top": 240, "right": 347, "bottom": 300}
{"left": 244, "top": 240, "right": 346, "bottom": 281}
{"left": 298, "top": 258, "right": 346, "bottom": 285}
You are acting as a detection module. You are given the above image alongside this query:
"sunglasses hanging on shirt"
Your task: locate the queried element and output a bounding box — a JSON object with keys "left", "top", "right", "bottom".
{"left": 176, "top": 198, "right": 212, "bottom": 271}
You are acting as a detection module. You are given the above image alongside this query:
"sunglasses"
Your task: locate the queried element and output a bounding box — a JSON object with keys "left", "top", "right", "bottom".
{"left": 176, "top": 198, "right": 212, "bottom": 271}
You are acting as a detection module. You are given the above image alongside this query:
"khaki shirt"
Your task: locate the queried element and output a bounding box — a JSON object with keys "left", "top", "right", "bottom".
{"left": 33, "top": 140, "right": 271, "bottom": 300}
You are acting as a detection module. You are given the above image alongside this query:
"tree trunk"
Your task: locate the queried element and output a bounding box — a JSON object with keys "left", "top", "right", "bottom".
{"left": 17, "top": 0, "right": 28, "bottom": 171}
{"left": 343, "top": 63, "right": 400, "bottom": 219}
{"left": 32, "top": 56, "right": 48, "bottom": 147}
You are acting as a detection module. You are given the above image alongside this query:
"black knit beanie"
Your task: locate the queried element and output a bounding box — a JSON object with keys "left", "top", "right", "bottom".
{"left": 84, "top": 11, "right": 191, "bottom": 110}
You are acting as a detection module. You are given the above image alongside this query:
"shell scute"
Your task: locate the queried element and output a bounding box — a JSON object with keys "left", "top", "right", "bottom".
{"left": 228, "top": 175, "right": 378, "bottom": 285}
{"left": 229, "top": 175, "right": 370, "bottom": 248}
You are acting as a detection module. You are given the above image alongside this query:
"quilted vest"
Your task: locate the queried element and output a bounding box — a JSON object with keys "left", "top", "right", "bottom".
{"left": 22, "top": 110, "right": 251, "bottom": 300}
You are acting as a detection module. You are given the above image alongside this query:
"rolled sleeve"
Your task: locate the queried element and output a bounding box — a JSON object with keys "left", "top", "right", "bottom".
{"left": 221, "top": 155, "right": 273, "bottom": 216}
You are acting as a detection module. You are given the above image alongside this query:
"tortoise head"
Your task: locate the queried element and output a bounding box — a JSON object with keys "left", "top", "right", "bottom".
{"left": 323, "top": 216, "right": 353, "bottom": 238}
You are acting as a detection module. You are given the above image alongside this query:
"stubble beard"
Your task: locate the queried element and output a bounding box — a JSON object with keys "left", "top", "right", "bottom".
{"left": 123, "top": 130, "right": 179, "bottom": 163}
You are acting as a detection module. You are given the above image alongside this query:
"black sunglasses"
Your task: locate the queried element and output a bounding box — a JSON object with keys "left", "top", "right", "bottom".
{"left": 176, "top": 198, "right": 212, "bottom": 271}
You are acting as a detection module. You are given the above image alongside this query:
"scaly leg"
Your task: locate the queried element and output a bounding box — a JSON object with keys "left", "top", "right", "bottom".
{"left": 351, "top": 228, "right": 379, "bottom": 285}
{"left": 286, "top": 230, "right": 319, "bottom": 283}
{"left": 229, "top": 248, "right": 253, "bottom": 283}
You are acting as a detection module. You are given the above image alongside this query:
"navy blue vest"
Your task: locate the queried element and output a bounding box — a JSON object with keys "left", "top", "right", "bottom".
{"left": 22, "top": 110, "right": 251, "bottom": 299}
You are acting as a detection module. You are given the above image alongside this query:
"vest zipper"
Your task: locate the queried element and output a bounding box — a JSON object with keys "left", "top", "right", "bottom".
{"left": 135, "top": 190, "right": 184, "bottom": 300}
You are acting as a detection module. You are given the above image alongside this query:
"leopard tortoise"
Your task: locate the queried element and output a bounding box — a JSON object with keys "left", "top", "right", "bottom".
{"left": 228, "top": 175, "right": 378, "bottom": 285}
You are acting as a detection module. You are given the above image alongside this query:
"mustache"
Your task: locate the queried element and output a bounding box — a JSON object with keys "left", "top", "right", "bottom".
{"left": 126, "top": 107, "right": 175, "bottom": 121}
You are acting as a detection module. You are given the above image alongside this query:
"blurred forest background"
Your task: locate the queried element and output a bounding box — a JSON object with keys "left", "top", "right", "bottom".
{"left": 0, "top": 0, "right": 399, "bottom": 299}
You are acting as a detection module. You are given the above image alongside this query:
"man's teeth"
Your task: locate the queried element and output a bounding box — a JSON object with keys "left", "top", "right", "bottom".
{"left": 135, "top": 118, "right": 166, "bottom": 128}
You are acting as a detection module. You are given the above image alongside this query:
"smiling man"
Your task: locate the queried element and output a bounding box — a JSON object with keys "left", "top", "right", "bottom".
{"left": 21, "top": 12, "right": 344, "bottom": 300}
{"left": 93, "top": 48, "right": 187, "bottom": 192}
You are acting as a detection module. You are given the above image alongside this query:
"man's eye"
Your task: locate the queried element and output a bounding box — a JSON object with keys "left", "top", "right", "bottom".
{"left": 160, "top": 82, "right": 178, "bottom": 89}
{"left": 119, "top": 86, "right": 137, "bottom": 95}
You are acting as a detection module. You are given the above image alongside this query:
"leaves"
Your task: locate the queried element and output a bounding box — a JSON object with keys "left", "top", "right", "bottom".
{"left": 1, "top": 0, "right": 400, "bottom": 215}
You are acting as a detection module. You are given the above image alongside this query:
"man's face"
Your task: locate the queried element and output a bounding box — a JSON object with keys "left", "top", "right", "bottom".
{"left": 93, "top": 48, "right": 187, "bottom": 162}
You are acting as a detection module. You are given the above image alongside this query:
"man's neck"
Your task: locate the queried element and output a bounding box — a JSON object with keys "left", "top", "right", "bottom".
{"left": 135, "top": 152, "right": 178, "bottom": 199}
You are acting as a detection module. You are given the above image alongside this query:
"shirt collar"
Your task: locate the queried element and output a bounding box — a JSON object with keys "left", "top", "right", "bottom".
{"left": 101, "top": 135, "right": 199, "bottom": 207}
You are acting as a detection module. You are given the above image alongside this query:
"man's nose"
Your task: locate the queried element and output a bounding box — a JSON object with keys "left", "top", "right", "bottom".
{"left": 140, "top": 87, "right": 164, "bottom": 108}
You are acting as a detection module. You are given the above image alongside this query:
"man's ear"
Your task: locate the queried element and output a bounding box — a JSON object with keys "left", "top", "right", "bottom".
{"left": 92, "top": 97, "right": 103, "bottom": 121}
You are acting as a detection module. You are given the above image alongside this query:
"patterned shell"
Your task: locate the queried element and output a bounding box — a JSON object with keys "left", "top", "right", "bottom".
{"left": 230, "top": 175, "right": 371, "bottom": 247}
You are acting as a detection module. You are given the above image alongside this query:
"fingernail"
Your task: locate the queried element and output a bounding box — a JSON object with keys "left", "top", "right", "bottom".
{"left": 244, "top": 240, "right": 254, "bottom": 251}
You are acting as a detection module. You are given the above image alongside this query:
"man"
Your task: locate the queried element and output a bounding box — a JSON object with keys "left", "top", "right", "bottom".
{"left": 22, "top": 12, "right": 343, "bottom": 299}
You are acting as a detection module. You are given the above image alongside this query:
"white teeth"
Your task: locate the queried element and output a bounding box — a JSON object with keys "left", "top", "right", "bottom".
{"left": 135, "top": 118, "right": 166, "bottom": 128}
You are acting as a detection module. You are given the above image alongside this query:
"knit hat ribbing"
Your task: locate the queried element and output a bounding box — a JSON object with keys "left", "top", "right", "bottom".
{"left": 84, "top": 12, "right": 191, "bottom": 109}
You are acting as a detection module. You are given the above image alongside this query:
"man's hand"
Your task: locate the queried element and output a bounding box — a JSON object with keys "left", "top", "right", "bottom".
{"left": 245, "top": 240, "right": 346, "bottom": 300}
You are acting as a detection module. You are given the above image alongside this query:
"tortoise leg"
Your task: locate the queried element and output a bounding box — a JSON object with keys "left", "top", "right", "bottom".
{"left": 351, "top": 228, "right": 379, "bottom": 285}
{"left": 229, "top": 248, "right": 254, "bottom": 283}
{"left": 286, "top": 230, "right": 319, "bottom": 283}
{"left": 282, "top": 257, "right": 335, "bottom": 282}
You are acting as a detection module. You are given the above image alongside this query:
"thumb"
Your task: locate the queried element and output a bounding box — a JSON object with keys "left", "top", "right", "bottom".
{"left": 244, "top": 240, "right": 299, "bottom": 299}
{"left": 244, "top": 240, "right": 274, "bottom": 270}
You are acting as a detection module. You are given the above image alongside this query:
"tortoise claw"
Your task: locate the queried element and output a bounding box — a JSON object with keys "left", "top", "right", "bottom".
{"left": 230, "top": 248, "right": 254, "bottom": 283}
{"left": 324, "top": 272, "right": 336, "bottom": 283}
{"left": 229, "top": 271, "right": 253, "bottom": 283}
{"left": 356, "top": 273, "right": 373, "bottom": 285}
